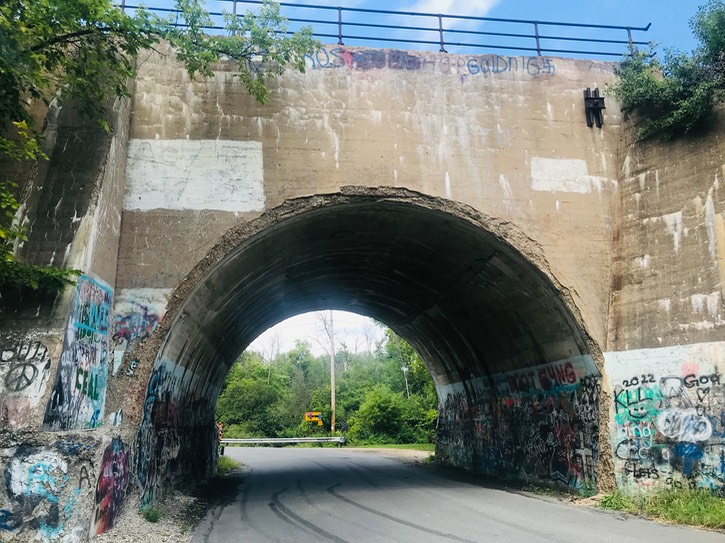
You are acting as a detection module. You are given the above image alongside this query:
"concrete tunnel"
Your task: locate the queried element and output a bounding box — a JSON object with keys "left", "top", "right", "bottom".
{"left": 135, "top": 188, "right": 603, "bottom": 503}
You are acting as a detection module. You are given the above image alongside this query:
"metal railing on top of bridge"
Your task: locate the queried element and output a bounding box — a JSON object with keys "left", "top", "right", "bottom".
{"left": 118, "top": 0, "right": 651, "bottom": 59}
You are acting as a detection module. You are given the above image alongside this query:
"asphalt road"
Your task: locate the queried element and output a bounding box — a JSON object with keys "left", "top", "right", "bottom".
{"left": 192, "top": 447, "right": 725, "bottom": 543}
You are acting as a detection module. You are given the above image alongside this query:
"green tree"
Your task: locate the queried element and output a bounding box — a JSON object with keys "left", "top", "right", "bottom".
{"left": 216, "top": 351, "right": 292, "bottom": 437}
{"left": 609, "top": 0, "right": 725, "bottom": 140}
{"left": 347, "top": 385, "right": 407, "bottom": 444}
{"left": 0, "top": 0, "right": 319, "bottom": 293}
{"left": 216, "top": 328, "right": 439, "bottom": 444}
{"left": 384, "top": 329, "right": 437, "bottom": 406}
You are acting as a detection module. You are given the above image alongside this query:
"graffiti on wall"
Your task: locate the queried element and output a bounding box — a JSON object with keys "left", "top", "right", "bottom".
{"left": 0, "top": 340, "right": 52, "bottom": 428}
{"left": 437, "top": 356, "right": 600, "bottom": 494}
{"left": 43, "top": 276, "right": 112, "bottom": 430}
{"left": 110, "top": 288, "right": 170, "bottom": 376}
{"left": 94, "top": 437, "right": 130, "bottom": 534}
{"left": 1, "top": 438, "right": 95, "bottom": 541}
{"left": 606, "top": 342, "right": 725, "bottom": 492}
{"left": 136, "top": 359, "right": 217, "bottom": 505}
{"left": 305, "top": 47, "right": 556, "bottom": 78}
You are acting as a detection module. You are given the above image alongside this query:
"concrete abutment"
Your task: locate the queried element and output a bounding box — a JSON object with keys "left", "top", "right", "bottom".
{"left": 0, "top": 44, "right": 724, "bottom": 541}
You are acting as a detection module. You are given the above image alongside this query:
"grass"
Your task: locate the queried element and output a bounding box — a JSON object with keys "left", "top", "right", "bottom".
{"left": 600, "top": 488, "right": 725, "bottom": 530}
{"left": 142, "top": 506, "right": 161, "bottom": 523}
{"left": 355, "top": 443, "right": 436, "bottom": 452}
{"left": 217, "top": 455, "right": 241, "bottom": 475}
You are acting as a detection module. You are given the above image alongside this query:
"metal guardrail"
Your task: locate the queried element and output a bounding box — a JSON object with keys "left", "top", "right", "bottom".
{"left": 221, "top": 436, "right": 345, "bottom": 445}
{"left": 119, "top": 0, "right": 651, "bottom": 58}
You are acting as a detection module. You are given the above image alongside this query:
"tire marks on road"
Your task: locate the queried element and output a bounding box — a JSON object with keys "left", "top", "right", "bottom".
{"left": 269, "top": 488, "right": 350, "bottom": 543}
{"left": 326, "top": 483, "right": 477, "bottom": 543}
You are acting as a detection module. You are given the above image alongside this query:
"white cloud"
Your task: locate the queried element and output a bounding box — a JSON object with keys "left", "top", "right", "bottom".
{"left": 407, "top": 0, "right": 499, "bottom": 20}
{"left": 248, "top": 311, "right": 385, "bottom": 358}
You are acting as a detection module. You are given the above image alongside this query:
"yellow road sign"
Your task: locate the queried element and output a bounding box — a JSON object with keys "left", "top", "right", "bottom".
{"left": 305, "top": 411, "right": 322, "bottom": 421}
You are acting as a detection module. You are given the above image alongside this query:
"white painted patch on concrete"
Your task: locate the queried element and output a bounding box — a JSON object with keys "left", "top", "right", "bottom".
{"left": 499, "top": 174, "right": 512, "bottom": 204}
{"left": 658, "top": 298, "right": 671, "bottom": 312}
{"left": 9, "top": 451, "right": 67, "bottom": 497}
{"left": 531, "top": 157, "right": 610, "bottom": 193}
{"left": 691, "top": 292, "right": 721, "bottom": 316}
{"left": 634, "top": 255, "right": 651, "bottom": 268}
{"left": 662, "top": 211, "right": 683, "bottom": 253}
{"left": 445, "top": 172, "right": 452, "bottom": 199}
{"left": 605, "top": 341, "right": 725, "bottom": 383}
{"left": 125, "top": 139, "right": 264, "bottom": 212}
{"left": 705, "top": 191, "right": 718, "bottom": 260}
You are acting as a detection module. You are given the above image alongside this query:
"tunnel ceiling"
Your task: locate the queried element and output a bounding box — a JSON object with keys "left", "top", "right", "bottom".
{"left": 159, "top": 190, "right": 593, "bottom": 392}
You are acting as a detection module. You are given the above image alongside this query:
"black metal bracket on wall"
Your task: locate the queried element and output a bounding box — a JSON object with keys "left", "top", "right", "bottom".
{"left": 584, "top": 88, "right": 605, "bottom": 128}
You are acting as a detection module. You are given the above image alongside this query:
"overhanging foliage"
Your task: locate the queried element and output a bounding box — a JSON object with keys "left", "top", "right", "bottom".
{"left": 609, "top": 0, "right": 725, "bottom": 140}
{"left": 0, "top": 0, "right": 320, "bottom": 295}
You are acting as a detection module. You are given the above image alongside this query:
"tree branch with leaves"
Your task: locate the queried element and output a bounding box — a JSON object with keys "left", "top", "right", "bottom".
{"left": 609, "top": 0, "right": 725, "bottom": 140}
{"left": 0, "top": 0, "right": 320, "bottom": 294}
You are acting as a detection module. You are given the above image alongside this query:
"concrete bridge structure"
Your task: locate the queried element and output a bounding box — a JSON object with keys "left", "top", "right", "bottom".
{"left": 1, "top": 43, "right": 725, "bottom": 541}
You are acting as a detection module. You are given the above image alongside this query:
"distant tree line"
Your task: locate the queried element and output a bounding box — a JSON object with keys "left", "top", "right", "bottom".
{"left": 215, "top": 329, "right": 438, "bottom": 445}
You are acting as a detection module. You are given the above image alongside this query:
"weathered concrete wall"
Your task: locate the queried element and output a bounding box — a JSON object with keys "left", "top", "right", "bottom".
{"left": 2, "top": 41, "right": 725, "bottom": 542}
{"left": 606, "top": 112, "right": 725, "bottom": 493}
{"left": 1, "top": 95, "right": 133, "bottom": 541}
{"left": 119, "top": 45, "right": 620, "bottom": 347}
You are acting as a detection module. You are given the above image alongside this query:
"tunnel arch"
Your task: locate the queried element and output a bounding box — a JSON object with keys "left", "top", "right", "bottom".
{"left": 132, "top": 187, "right": 606, "bottom": 502}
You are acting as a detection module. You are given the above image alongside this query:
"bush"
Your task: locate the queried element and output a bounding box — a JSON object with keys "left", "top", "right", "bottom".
{"left": 609, "top": 0, "right": 725, "bottom": 140}
{"left": 142, "top": 506, "right": 161, "bottom": 523}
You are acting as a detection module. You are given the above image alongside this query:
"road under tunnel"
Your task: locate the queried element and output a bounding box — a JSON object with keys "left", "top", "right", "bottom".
{"left": 132, "top": 187, "right": 605, "bottom": 504}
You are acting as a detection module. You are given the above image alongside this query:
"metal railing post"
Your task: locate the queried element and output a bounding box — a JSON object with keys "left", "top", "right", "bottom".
{"left": 438, "top": 14, "right": 446, "bottom": 53}
{"left": 122, "top": 1, "right": 652, "bottom": 59}
{"left": 626, "top": 27, "right": 633, "bottom": 53}
{"left": 337, "top": 7, "right": 344, "bottom": 45}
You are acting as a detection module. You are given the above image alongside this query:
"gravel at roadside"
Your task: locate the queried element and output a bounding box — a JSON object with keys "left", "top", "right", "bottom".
{"left": 93, "top": 492, "right": 197, "bottom": 543}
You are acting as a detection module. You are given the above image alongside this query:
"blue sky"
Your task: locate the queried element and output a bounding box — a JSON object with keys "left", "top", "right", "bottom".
{"left": 140, "top": 1, "right": 703, "bottom": 59}
{"left": 271, "top": 0, "right": 702, "bottom": 58}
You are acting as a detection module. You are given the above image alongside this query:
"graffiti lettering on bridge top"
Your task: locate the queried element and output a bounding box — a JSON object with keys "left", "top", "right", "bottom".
{"left": 306, "top": 48, "right": 555, "bottom": 77}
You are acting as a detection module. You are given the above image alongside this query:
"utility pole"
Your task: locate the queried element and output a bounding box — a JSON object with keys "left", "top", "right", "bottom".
{"left": 401, "top": 366, "right": 410, "bottom": 398}
{"left": 329, "top": 310, "right": 336, "bottom": 433}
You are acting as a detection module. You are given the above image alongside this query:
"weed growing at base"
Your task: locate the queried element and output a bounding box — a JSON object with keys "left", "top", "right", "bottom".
{"left": 600, "top": 488, "right": 725, "bottom": 530}
{"left": 217, "top": 456, "right": 241, "bottom": 475}
{"left": 142, "top": 506, "right": 161, "bottom": 523}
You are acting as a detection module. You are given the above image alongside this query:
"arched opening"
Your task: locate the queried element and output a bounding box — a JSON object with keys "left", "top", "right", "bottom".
{"left": 134, "top": 188, "right": 602, "bottom": 503}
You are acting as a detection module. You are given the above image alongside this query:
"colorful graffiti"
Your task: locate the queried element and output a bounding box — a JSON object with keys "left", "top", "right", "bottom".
{"left": 94, "top": 437, "right": 130, "bottom": 534}
{"left": 111, "top": 288, "right": 170, "bottom": 375}
{"left": 136, "top": 359, "right": 217, "bottom": 505}
{"left": 437, "top": 356, "right": 600, "bottom": 494}
{"left": 305, "top": 47, "right": 556, "bottom": 77}
{"left": 43, "top": 276, "right": 112, "bottom": 430}
{"left": 606, "top": 342, "right": 725, "bottom": 493}
{"left": 0, "top": 340, "right": 52, "bottom": 428}
{"left": 1, "top": 440, "right": 93, "bottom": 541}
